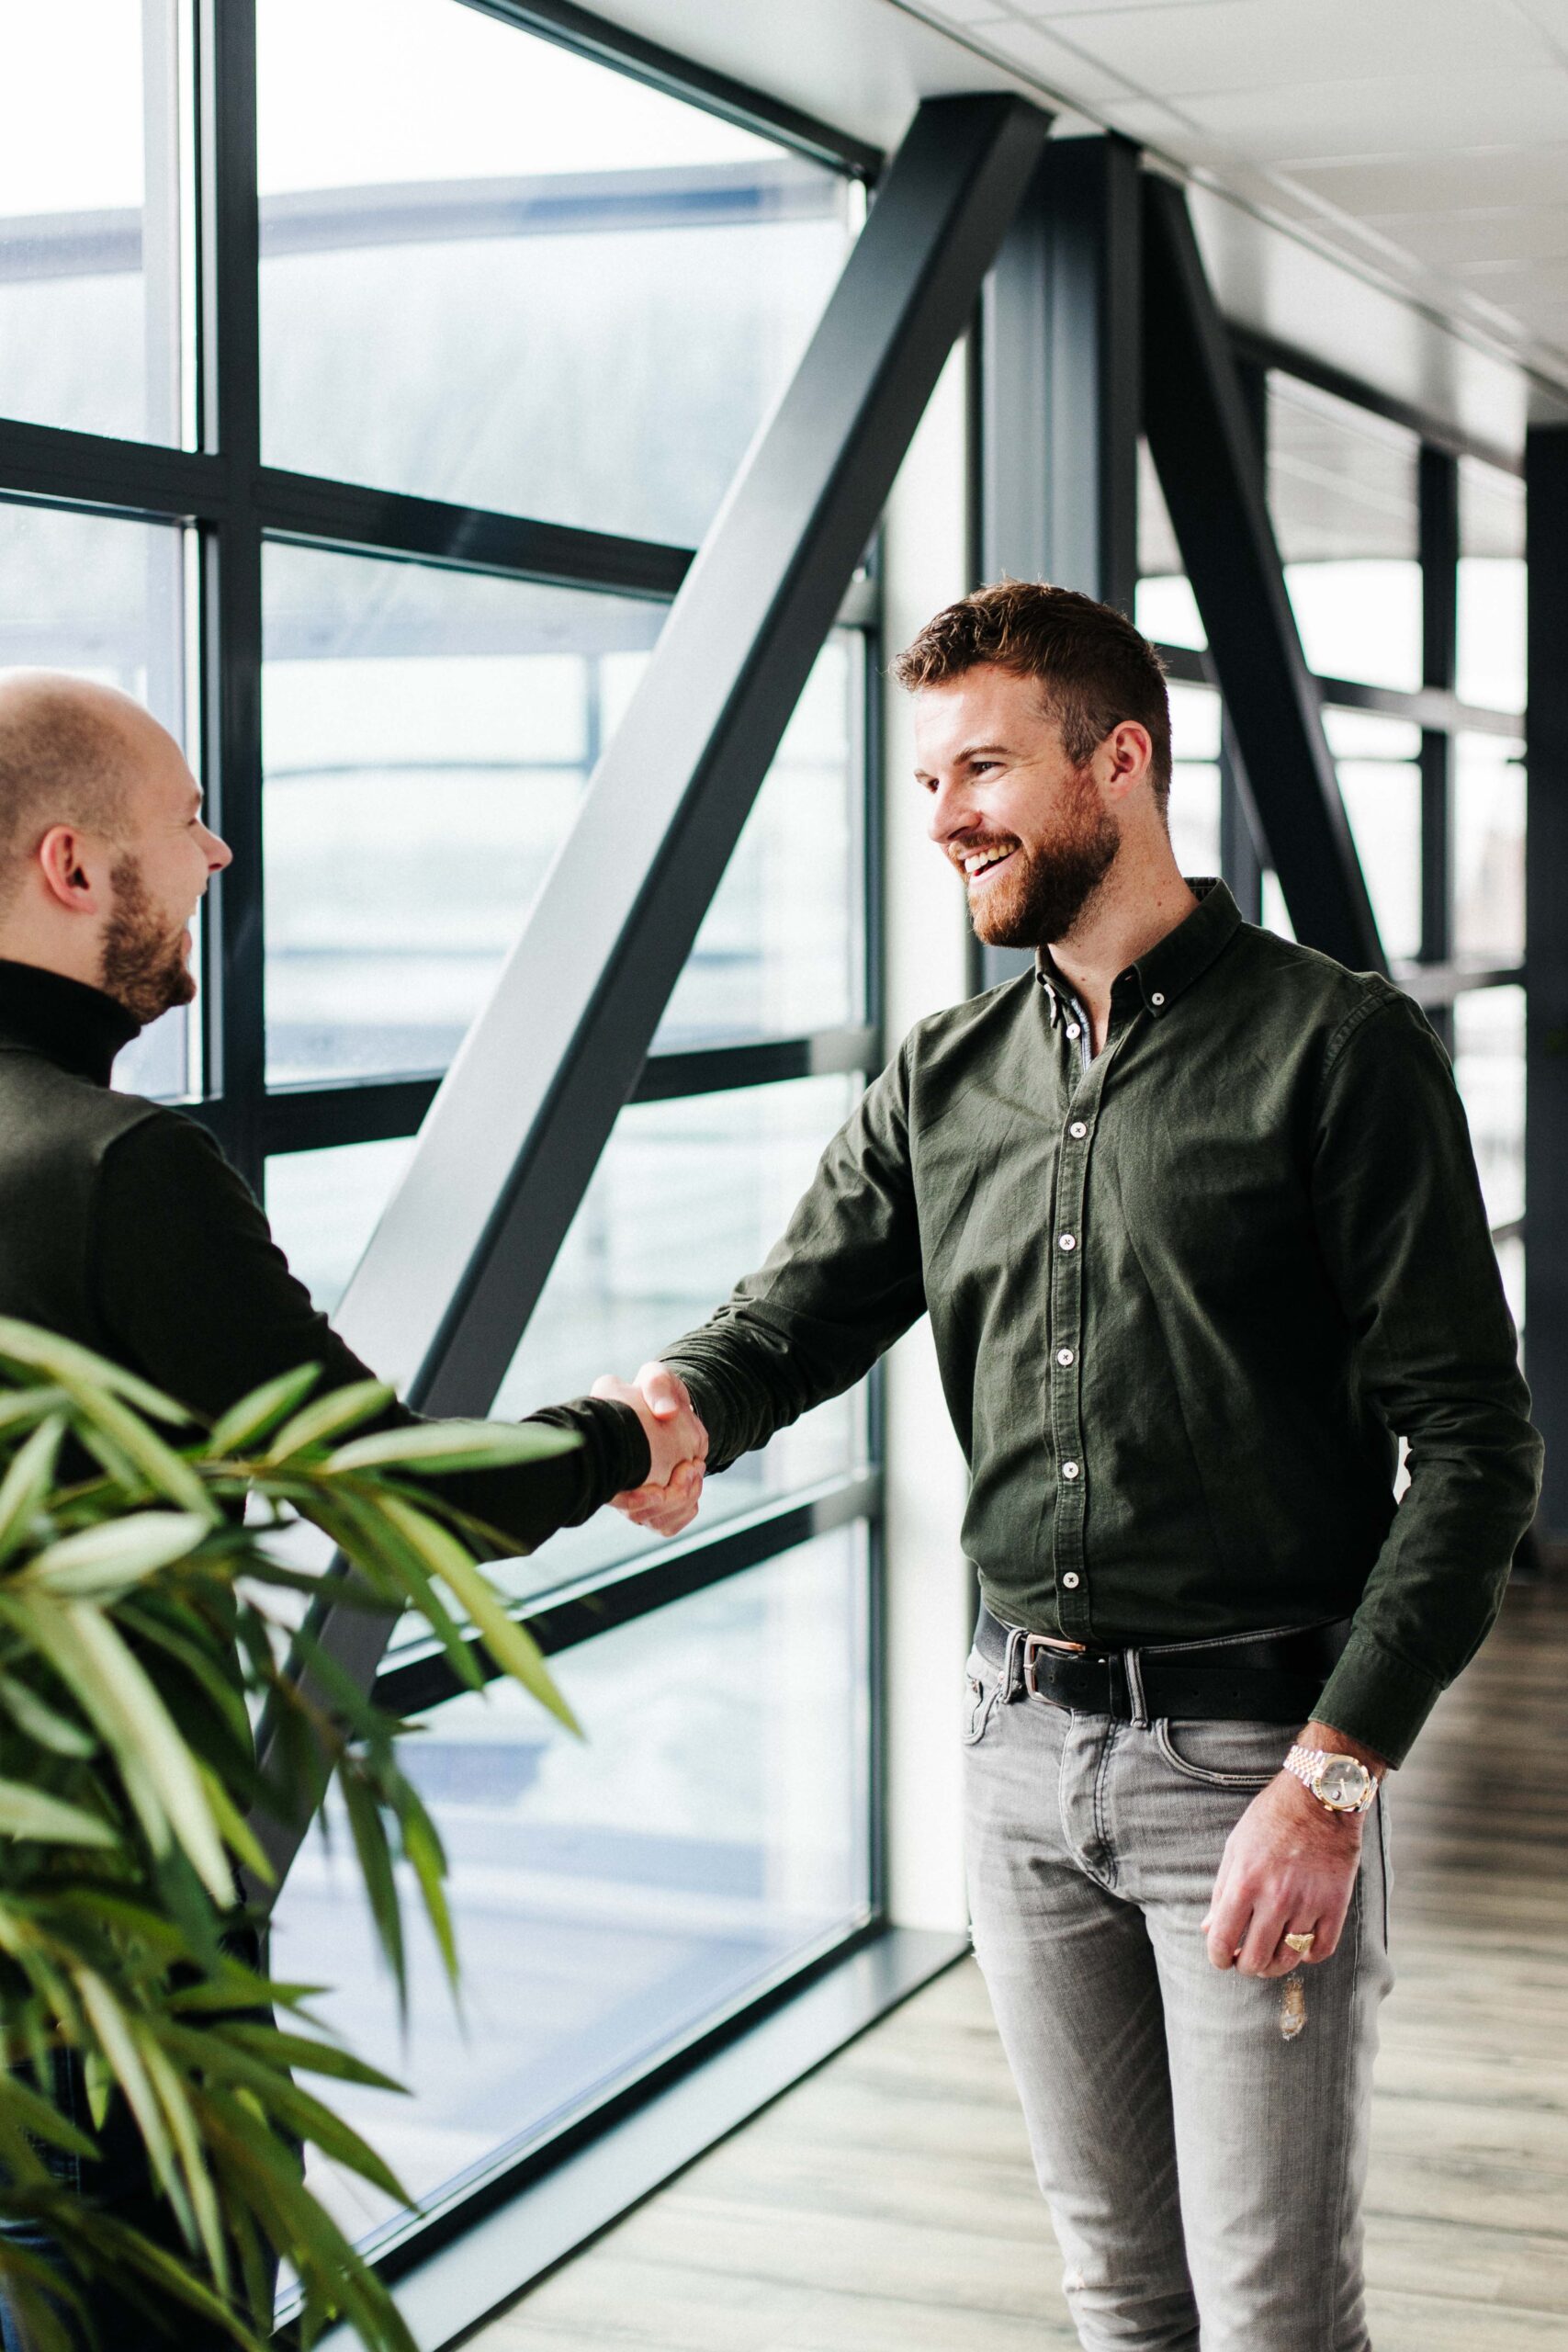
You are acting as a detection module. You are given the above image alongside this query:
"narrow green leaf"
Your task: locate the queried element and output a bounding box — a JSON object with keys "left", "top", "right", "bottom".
{"left": 264, "top": 1380, "right": 395, "bottom": 1465}
{"left": 380, "top": 1494, "right": 580, "bottom": 1734}
{"left": 0, "top": 1778, "right": 116, "bottom": 1848}
{"left": 19, "top": 1510, "right": 211, "bottom": 1598}
{"left": 324, "top": 1419, "right": 580, "bottom": 1476}
{"left": 220, "top": 2026, "right": 406, "bottom": 2096}
{"left": 139, "top": 2027, "right": 231, "bottom": 2290}
{"left": 0, "top": 1385, "right": 71, "bottom": 1433}
{"left": 0, "top": 1414, "right": 66, "bottom": 1563}
{"left": 16, "top": 1596, "right": 232, "bottom": 1899}
{"left": 0, "top": 1669, "right": 96, "bottom": 1758}
{"left": 196, "top": 1765, "right": 275, "bottom": 1887}
{"left": 74, "top": 1970, "right": 187, "bottom": 2225}
{"left": 0, "top": 1317, "right": 192, "bottom": 1426}
{"left": 58, "top": 1382, "right": 218, "bottom": 1520}
{"left": 400, "top": 1794, "right": 457, "bottom": 1989}
{"left": 206, "top": 1363, "right": 322, "bottom": 1459}
{"left": 339, "top": 1761, "right": 405, "bottom": 2010}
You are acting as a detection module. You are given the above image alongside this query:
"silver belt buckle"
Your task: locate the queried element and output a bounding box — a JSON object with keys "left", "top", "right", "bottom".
{"left": 1022, "top": 1632, "right": 1088, "bottom": 1698}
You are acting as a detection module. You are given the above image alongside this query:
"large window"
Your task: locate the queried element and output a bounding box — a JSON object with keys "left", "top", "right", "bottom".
{"left": 0, "top": 0, "right": 877, "bottom": 2284}
{"left": 1138, "top": 357, "right": 1528, "bottom": 1332}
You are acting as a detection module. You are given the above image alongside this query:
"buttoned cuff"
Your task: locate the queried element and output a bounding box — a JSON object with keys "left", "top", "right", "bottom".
{"left": 1311, "top": 1629, "right": 1445, "bottom": 1770}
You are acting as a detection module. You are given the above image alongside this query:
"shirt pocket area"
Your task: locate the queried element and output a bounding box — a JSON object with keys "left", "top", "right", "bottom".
{"left": 1155, "top": 1718, "right": 1290, "bottom": 1788}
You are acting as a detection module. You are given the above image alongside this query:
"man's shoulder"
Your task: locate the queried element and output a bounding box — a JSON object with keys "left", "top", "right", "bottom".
{"left": 0, "top": 1046, "right": 168, "bottom": 1160}
{"left": 897, "top": 967, "right": 1042, "bottom": 1071}
{"left": 1228, "top": 922, "right": 1417, "bottom": 1053}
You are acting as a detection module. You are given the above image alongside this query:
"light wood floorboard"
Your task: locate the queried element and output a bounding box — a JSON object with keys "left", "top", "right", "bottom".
{"left": 473, "top": 1582, "right": 1568, "bottom": 2349}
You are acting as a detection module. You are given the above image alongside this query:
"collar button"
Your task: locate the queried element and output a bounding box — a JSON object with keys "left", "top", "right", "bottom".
{"left": 1151, "top": 991, "right": 1166, "bottom": 1009}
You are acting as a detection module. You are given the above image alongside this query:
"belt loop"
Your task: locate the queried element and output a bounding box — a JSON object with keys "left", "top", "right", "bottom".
{"left": 1002, "top": 1623, "right": 1025, "bottom": 1702}
{"left": 1123, "top": 1646, "right": 1149, "bottom": 1729}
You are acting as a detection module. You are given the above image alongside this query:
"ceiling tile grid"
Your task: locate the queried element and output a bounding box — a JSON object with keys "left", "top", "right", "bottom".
{"left": 904, "top": 0, "right": 1568, "bottom": 393}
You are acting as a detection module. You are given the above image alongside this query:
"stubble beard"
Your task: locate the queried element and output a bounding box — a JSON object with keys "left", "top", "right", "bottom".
{"left": 100, "top": 854, "right": 196, "bottom": 1028}
{"left": 966, "top": 769, "right": 1122, "bottom": 950}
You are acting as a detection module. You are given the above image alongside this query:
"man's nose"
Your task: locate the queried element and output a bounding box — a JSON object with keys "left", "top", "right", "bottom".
{"left": 206, "top": 829, "right": 233, "bottom": 873}
{"left": 927, "top": 778, "right": 976, "bottom": 847}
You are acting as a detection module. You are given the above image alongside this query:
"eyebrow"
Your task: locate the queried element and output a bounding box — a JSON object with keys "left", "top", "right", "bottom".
{"left": 914, "top": 741, "right": 1013, "bottom": 777}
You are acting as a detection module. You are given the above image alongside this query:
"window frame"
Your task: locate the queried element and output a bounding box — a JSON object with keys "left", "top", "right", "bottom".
{"left": 0, "top": 0, "right": 888, "bottom": 2278}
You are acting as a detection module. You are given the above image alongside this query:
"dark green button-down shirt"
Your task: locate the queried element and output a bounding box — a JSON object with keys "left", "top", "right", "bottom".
{"left": 665, "top": 880, "right": 1541, "bottom": 1765}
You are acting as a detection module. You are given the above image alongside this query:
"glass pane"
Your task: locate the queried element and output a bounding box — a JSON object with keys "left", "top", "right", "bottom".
{"left": 1260, "top": 871, "right": 1296, "bottom": 942}
{"left": 256, "top": 0, "right": 852, "bottom": 545}
{"left": 472, "top": 1076, "right": 865, "bottom": 1618}
{"left": 0, "top": 500, "right": 193, "bottom": 1098}
{"left": 0, "top": 0, "right": 185, "bottom": 443}
{"left": 1453, "top": 985, "right": 1524, "bottom": 1231}
{"left": 276, "top": 1527, "right": 873, "bottom": 2249}
{"left": 1167, "top": 682, "right": 1220, "bottom": 877}
{"left": 1136, "top": 440, "right": 1205, "bottom": 651}
{"left": 656, "top": 633, "right": 863, "bottom": 1049}
{"left": 262, "top": 541, "right": 664, "bottom": 1084}
{"left": 1323, "top": 707, "right": 1422, "bottom": 963}
{"left": 1269, "top": 375, "right": 1421, "bottom": 691}
{"left": 265, "top": 1136, "right": 418, "bottom": 1316}
{"left": 1458, "top": 458, "right": 1525, "bottom": 713}
{"left": 1497, "top": 1233, "right": 1524, "bottom": 1344}
{"left": 1455, "top": 735, "right": 1525, "bottom": 967}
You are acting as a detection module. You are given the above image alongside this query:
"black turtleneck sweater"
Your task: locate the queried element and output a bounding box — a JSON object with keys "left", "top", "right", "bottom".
{"left": 0, "top": 958, "right": 650, "bottom": 1544}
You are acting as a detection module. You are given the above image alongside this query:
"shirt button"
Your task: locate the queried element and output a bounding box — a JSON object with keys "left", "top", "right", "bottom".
{"left": 1062, "top": 1571, "right": 1081, "bottom": 1589}
{"left": 1151, "top": 991, "right": 1166, "bottom": 1008}
{"left": 1066, "top": 1022, "right": 1081, "bottom": 1040}
{"left": 1069, "top": 1120, "right": 1087, "bottom": 1139}
{"left": 1058, "top": 1233, "right": 1077, "bottom": 1251}
{"left": 1056, "top": 1347, "right": 1075, "bottom": 1365}
{"left": 1062, "top": 1460, "right": 1080, "bottom": 1479}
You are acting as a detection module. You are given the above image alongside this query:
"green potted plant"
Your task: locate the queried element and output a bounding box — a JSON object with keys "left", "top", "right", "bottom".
{"left": 0, "top": 1314, "right": 579, "bottom": 2352}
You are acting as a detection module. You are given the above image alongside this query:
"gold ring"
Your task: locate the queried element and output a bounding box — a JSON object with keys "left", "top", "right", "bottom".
{"left": 1283, "top": 1930, "right": 1315, "bottom": 1957}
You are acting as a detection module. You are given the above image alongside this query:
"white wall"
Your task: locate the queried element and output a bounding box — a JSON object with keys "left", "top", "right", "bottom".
{"left": 878, "top": 338, "right": 976, "bottom": 1933}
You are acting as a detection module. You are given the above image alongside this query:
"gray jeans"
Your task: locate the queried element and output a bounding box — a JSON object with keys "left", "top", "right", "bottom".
{"left": 962, "top": 1642, "right": 1393, "bottom": 2352}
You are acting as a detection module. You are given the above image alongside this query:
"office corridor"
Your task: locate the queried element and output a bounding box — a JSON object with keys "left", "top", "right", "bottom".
{"left": 479, "top": 1577, "right": 1568, "bottom": 2350}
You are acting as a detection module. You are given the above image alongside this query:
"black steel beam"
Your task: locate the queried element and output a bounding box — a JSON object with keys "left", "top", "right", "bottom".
{"left": 1419, "top": 445, "right": 1460, "bottom": 1052}
{"left": 1526, "top": 425, "right": 1568, "bottom": 1534}
{"left": 197, "top": 0, "right": 266, "bottom": 1193}
{"left": 1153, "top": 639, "right": 1519, "bottom": 738}
{"left": 1141, "top": 175, "right": 1385, "bottom": 975}
{"left": 975, "top": 133, "right": 1139, "bottom": 991}
{"left": 257, "top": 468, "right": 692, "bottom": 600}
{"left": 0, "top": 419, "right": 225, "bottom": 520}
{"left": 980, "top": 135, "right": 1141, "bottom": 613}
{"left": 1228, "top": 323, "right": 1521, "bottom": 479}
{"left": 256, "top": 92, "right": 1052, "bottom": 1891}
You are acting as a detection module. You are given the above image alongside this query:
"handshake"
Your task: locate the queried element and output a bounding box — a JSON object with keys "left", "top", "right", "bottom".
{"left": 592, "top": 1362, "right": 709, "bottom": 1538}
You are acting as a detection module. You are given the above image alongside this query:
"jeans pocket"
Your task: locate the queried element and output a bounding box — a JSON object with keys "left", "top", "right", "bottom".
{"left": 962, "top": 1652, "right": 1000, "bottom": 1747}
{"left": 1155, "top": 1717, "right": 1287, "bottom": 1788}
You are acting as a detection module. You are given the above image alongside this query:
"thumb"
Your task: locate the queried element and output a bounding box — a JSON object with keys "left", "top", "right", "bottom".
{"left": 639, "top": 1363, "right": 684, "bottom": 1420}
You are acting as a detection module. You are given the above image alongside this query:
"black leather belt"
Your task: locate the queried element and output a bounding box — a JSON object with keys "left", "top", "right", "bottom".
{"left": 975, "top": 1603, "right": 1351, "bottom": 1724}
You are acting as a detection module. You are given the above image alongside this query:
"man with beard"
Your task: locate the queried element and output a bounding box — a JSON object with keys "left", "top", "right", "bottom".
{"left": 596, "top": 582, "right": 1540, "bottom": 2351}
{"left": 0, "top": 670, "right": 703, "bottom": 2348}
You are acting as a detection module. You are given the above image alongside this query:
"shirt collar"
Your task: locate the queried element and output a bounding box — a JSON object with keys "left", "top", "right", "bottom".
{"left": 1035, "top": 878, "right": 1242, "bottom": 1026}
{"left": 0, "top": 958, "right": 141, "bottom": 1085}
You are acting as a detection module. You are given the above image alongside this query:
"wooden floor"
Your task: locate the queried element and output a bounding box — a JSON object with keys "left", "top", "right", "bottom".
{"left": 473, "top": 1579, "right": 1568, "bottom": 2350}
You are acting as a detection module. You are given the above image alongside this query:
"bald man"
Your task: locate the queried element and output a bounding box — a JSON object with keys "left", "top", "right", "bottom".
{"left": 0, "top": 673, "right": 703, "bottom": 2348}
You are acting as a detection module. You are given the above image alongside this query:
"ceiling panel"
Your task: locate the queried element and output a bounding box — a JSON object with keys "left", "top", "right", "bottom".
{"left": 1026, "top": 0, "right": 1545, "bottom": 96}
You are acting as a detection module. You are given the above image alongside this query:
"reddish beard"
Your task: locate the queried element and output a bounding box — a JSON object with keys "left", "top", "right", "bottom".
{"left": 966, "top": 768, "right": 1121, "bottom": 949}
{"left": 100, "top": 855, "right": 196, "bottom": 1028}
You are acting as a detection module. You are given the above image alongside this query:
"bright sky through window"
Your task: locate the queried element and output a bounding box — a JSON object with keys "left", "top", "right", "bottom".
{"left": 256, "top": 0, "right": 776, "bottom": 193}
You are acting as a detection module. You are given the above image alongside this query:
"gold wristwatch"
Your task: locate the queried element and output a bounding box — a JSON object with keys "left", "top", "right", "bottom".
{"left": 1283, "top": 1744, "right": 1377, "bottom": 1815}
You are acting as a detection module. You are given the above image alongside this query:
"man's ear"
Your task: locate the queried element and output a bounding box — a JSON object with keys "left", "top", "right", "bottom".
{"left": 36, "top": 825, "right": 108, "bottom": 917}
{"left": 1099, "top": 721, "right": 1155, "bottom": 805}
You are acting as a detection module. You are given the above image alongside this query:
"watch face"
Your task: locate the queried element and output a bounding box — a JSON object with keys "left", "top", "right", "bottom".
{"left": 1316, "top": 1755, "right": 1370, "bottom": 1811}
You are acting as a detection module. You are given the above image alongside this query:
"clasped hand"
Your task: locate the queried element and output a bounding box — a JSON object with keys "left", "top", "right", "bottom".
{"left": 592, "top": 1361, "right": 708, "bottom": 1537}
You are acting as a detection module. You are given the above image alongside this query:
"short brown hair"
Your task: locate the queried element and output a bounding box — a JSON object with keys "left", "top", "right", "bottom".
{"left": 0, "top": 675, "right": 132, "bottom": 914}
{"left": 893, "top": 580, "right": 1172, "bottom": 808}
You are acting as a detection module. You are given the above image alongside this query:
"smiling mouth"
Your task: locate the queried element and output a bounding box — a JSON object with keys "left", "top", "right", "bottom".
{"left": 961, "top": 844, "right": 1017, "bottom": 884}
